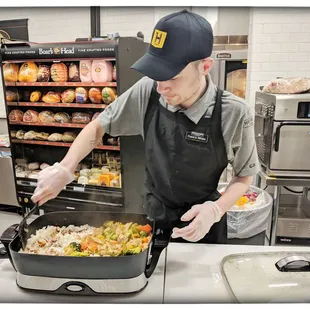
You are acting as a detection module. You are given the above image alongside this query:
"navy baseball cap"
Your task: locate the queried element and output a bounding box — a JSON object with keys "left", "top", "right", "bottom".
{"left": 131, "top": 9, "right": 214, "bottom": 81}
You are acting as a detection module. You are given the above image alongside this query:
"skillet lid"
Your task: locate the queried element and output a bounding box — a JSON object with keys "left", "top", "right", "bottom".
{"left": 221, "top": 251, "right": 310, "bottom": 303}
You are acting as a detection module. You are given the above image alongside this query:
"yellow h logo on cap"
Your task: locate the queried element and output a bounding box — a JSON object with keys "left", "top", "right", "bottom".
{"left": 151, "top": 29, "right": 167, "bottom": 48}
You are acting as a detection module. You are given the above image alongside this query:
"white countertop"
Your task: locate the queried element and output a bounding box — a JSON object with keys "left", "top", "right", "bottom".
{"left": 164, "top": 243, "right": 310, "bottom": 303}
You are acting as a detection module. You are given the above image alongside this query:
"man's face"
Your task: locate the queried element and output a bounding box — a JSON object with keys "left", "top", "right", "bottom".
{"left": 156, "top": 61, "right": 205, "bottom": 107}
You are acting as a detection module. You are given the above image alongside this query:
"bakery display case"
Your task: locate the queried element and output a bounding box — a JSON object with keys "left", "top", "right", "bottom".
{"left": 0, "top": 37, "right": 148, "bottom": 213}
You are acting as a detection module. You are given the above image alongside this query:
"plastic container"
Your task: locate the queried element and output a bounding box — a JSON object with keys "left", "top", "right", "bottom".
{"left": 218, "top": 183, "right": 273, "bottom": 239}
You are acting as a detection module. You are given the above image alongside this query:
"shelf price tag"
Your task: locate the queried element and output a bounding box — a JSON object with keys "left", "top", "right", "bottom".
{"left": 73, "top": 186, "right": 85, "bottom": 192}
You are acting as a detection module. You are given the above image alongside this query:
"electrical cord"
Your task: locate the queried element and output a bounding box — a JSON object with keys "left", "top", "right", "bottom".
{"left": 283, "top": 186, "right": 306, "bottom": 194}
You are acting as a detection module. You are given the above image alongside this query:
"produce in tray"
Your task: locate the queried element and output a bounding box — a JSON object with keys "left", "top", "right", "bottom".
{"left": 9, "top": 109, "right": 24, "bottom": 122}
{"left": 51, "top": 63, "right": 68, "bottom": 82}
{"left": 23, "top": 110, "right": 39, "bottom": 122}
{"left": 18, "top": 62, "right": 38, "bottom": 82}
{"left": 19, "top": 221, "right": 153, "bottom": 257}
{"left": 37, "top": 64, "right": 51, "bottom": 82}
{"left": 3, "top": 63, "right": 19, "bottom": 82}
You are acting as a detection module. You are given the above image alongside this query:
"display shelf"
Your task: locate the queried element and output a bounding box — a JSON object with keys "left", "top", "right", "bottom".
{"left": 7, "top": 102, "right": 109, "bottom": 109}
{"left": 10, "top": 121, "right": 86, "bottom": 128}
{"left": 5, "top": 81, "right": 117, "bottom": 87}
{"left": 12, "top": 139, "right": 120, "bottom": 150}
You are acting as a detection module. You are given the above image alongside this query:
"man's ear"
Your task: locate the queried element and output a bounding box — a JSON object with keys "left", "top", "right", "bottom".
{"left": 200, "top": 57, "right": 214, "bottom": 75}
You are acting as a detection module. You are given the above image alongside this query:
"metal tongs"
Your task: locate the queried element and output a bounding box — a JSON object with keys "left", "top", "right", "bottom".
{"left": 18, "top": 202, "right": 39, "bottom": 250}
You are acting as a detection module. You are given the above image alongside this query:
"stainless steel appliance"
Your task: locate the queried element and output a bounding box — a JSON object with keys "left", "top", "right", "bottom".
{"left": 210, "top": 49, "right": 248, "bottom": 100}
{"left": 255, "top": 91, "right": 310, "bottom": 178}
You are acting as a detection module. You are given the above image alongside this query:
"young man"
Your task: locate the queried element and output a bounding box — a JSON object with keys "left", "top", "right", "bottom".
{"left": 31, "top": 9, "right": 260, "bottom": 244}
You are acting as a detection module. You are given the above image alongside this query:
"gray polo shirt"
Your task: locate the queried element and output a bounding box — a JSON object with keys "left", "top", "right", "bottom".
{"left": 99, "top": 74, "right": 260, "bottom": 177}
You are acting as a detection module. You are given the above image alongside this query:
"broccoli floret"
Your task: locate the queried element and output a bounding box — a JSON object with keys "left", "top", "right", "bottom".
{"left": 69, "top": 242, "right": 81, "bottom": 252}
{"left": 139, "top": 231, "right": 148, "bottom": 237}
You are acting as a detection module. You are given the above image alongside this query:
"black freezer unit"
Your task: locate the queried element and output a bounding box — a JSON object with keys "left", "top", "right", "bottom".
{"left": 0, "top": 37, "right": 148, "bottom": 215}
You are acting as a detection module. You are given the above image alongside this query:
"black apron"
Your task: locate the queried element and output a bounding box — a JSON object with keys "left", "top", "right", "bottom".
{"left": 143, "top": 82, "right": 228, "bottom": 244}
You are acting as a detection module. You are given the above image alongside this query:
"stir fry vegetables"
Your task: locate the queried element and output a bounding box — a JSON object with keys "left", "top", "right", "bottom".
{"left": 63, "top": 221, "right": 153, "bottom": 257}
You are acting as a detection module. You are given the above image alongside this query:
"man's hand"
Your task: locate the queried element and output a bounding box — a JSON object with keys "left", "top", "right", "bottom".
{"left": 171, "top": 201, "right": 223, "bottom": 242}
{"left": 31, "top": 162, "right": 75, "bottom": 206}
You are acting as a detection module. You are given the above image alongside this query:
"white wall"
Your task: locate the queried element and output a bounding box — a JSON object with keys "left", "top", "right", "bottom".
{"left": 0, "top": 6, "right": 251, "bottom": 119}
{"left": 246, "top": 7, "right": 310, "bottom": 106}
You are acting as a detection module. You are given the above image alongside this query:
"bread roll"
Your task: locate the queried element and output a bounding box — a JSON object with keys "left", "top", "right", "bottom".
{"left": 6, "top": 90, "right": 22, "bottom": 102}
{"left": 11, "top": 130, "right": 17, "bottom": 138}
{"left": 40, "top": 163, "right": 50, "bottom": 170}
{"left": 23, "top": 110, "right": 39, "bottom": 122}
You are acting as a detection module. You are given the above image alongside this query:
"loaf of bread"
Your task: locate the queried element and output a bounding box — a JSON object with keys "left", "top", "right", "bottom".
{"left": 6, "top": 90, "right": 22, "bottom": 102}
{"left": 9, "top": 109, "right": 23, "bottom": 122}
{"left": 24, "top": 131, "right": 37, "bottom": 140}
{"left": 34, "top": 132, "right": 49, "bottom": 141}
{"left": 68, "top": 62, "right": 80, "bottom": 82}
{"left": 72, "top": 112, "right": 91, "bottom": 124}
{"left": 42, "top": 91, "right": 61, "bottom": 104}
{"left": 23, "top": 110, "right": 39, "bottom": 122}
{"left": 3, "top": 63, "right": 19, "bottom": 82}
{"left": 75, "top": 87, "right": 88, "bottom": 103}
{"left": 54, "top": 112, "right": 70, "bottom": 123}
{"left": 16, "top": 130, "right": 26, "bottom": 139}
{"left": 51, "top": 63, "right": 68, "bottom": 82}
{"left": 48, "top": 133, "right": 63, "bottom": 142}
{"left": 37, "top": 64, "right": 50, "bottom": 82}
{"left": 11, "top": 130, "right": 17, "bottom": 138}
{"left": 61, "top": 89, "right": 75, "bottom": 103}
{"left": 102, "top": 87, "right": 117, "bottom": 104}
{"left": 30, "top": 91, "right": 41, "bottom": 102}
{"left": 18, "top": 62, "right": 38, "bottom": 82}
{"left": 38, "top": 111, "right": 55, "bottom": 123}
{"left": 89, "top": 87, "right": 102, "bottom": 104}
{"left": 62, "top": 131, "right": 77, "bottom": 142}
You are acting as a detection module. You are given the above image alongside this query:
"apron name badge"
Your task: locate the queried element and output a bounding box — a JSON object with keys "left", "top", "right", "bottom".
{"left": 185, "top": 131, "right": 209, "bottom": 143}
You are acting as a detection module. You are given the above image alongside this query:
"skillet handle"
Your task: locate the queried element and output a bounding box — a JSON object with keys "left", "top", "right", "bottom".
{"left": 144, "top": 229, "right": 170, "bottom": 278}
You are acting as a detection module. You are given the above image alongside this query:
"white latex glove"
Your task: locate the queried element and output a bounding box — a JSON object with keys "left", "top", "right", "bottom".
{"left": 171, "top": 201, "right": 223, "bottom": 242}
{"left": 31, "top": 162, "right": 75, "bottom": 206}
